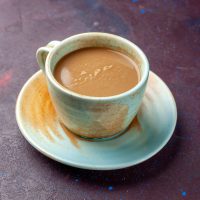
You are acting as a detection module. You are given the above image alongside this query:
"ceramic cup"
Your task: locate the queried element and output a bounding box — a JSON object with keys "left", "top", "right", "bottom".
{"left": 36, "top": 32, "right": 149, "bottom": 139}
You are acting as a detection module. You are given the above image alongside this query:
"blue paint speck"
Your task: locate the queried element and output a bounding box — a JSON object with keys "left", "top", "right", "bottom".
{"left": 182, "top": 191, "right": 187, "bottom": 197}
{"left": 140, "top": 8, "right": 146, "bottom": 14}
{"left": 108, "top": 186, "right": 113, "bottom": 191}
{"left": 131, "top": 0, "right": 138, "bottom": 3}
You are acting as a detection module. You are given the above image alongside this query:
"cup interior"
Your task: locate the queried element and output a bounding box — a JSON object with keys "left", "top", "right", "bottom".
{"left": 46, "top": 33, "right": 149, "bottom": 99}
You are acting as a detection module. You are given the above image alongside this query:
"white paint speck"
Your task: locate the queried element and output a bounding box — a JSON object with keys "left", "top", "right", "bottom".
{"left": 93, "top": 21, "right": 99, "bottom": 26}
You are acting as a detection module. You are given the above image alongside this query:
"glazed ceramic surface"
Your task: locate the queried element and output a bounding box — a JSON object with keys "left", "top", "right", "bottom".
{"left": 36, "top": 33, "right": 149, "bottom": 138}
{"left": 16, "top": 70, "right": 177, "bottom": 170}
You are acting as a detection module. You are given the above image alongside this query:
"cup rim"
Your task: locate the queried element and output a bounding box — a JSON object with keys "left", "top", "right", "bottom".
{"left": 46, "top": 32, "right": 149, "bottom": 101}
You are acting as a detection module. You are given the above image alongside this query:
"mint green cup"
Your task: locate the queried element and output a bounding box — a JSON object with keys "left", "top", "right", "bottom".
{"left": 36, "top": 33, "right": 149, "bottom": 139}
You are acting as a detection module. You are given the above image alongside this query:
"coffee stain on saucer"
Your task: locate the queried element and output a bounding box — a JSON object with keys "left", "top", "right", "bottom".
{"left": 127, "top": 115, "right": 141, "bottom": 132}
{"left": 21, "top": 74, "right": 63, "bottom": 142}
{"left": 60, "top": 123, "right": 79, "bottom": 148}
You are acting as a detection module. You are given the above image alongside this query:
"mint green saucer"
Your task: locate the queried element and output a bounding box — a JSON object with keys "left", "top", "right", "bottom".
{"left": 16, "top": 70, "right": 177, "bottom": 170}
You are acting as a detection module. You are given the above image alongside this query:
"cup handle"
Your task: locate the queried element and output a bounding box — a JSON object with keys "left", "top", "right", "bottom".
{"left": 36, "top": 40, "right": 60, "bottom": 73}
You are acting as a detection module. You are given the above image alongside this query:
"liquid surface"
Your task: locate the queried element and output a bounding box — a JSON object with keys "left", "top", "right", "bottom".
{"left": 54, "top": 47, "right": 140, "bottom": 97}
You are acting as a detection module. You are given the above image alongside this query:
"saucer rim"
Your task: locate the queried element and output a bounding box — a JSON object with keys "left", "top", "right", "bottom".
{"left": 16, "top": 70, "right": 177, "bottom": 170}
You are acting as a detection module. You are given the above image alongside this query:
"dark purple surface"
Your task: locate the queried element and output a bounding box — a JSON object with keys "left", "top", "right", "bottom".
{"left": 0, "top": 0, "right": 200, "bottom": 199}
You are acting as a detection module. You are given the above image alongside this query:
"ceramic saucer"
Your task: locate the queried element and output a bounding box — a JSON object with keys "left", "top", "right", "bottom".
{"left": 16, "top": 70, "right": 177, "bottom": 170}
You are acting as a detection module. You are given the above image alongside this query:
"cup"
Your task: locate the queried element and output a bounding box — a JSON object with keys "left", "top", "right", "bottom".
{"left": 36, "top": 32, "right": 149, "bottom": 139}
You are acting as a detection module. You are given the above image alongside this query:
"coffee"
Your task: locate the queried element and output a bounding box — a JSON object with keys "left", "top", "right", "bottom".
{"left": 54, "top": 47, "right": 140, "bottom": 97}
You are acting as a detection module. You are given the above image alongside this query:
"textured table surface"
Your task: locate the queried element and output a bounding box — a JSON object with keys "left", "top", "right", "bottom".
{"left": 0, "top": 0, "right": 200, "bottom": 199}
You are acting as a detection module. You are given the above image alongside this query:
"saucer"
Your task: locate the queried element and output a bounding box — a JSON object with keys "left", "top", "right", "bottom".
{"left": 16, "top": 70, "right": 177, "bottom": 170}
